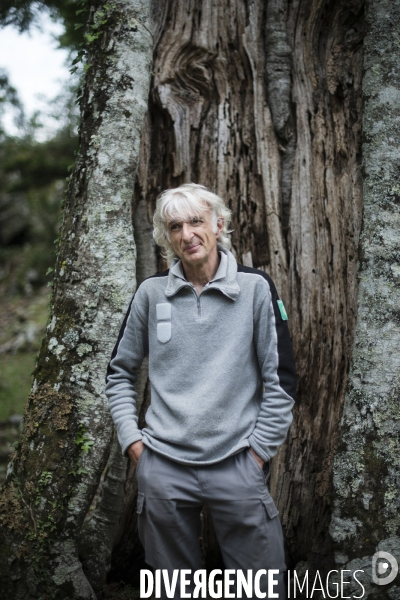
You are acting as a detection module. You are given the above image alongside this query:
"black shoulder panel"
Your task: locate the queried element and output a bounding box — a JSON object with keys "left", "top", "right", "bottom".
{"left": 237, "top": 263, "right": 297, "bottom": 400}
{"left": 146, "top": 269, "right": 170, "bottom": 279}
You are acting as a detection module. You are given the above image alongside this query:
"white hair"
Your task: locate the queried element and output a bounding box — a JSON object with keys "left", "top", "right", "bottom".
{"left": 153, "top": 183, "right": 232, "bottom": 261}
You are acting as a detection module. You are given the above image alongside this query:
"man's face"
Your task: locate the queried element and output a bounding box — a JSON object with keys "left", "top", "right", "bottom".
{"left": 167, "top": 205, "right": 223, "bottom": 270}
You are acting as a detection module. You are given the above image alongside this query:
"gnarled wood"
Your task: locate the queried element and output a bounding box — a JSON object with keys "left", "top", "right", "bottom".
{"left": 109, "top": 0, "right": 364, "bottom": 576}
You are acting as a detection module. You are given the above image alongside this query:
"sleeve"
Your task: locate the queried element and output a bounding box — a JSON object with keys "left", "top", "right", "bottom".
{"left": 248, "top": 282, "right": 297, "bottom": 462}
{"left": 105, "top": 293, "right": 149, "bottom": 456}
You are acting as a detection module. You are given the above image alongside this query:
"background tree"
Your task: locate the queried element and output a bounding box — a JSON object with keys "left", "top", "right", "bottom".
{"left": 0, "top": 1, "right": 153, "bottom": 598}
{"left": 330, "top": 0, "right": 400, "bottom": 595}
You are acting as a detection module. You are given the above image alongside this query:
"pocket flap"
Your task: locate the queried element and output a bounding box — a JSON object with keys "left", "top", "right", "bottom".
{"left": 157, "top": 322, "right": 171, "bottom": 343}
{"left": 262, "top": 495, "right": 279, "bottom": 519}
{"left": 156, "top": 303, "right": 171, "bottom": 321}
{"left": 136, "top": 492, "right": 145, "bottom": 514}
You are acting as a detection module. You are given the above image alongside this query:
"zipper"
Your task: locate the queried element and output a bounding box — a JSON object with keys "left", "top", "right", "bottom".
{"left": 187, "top": 285, "right": 202, "bottom": 317}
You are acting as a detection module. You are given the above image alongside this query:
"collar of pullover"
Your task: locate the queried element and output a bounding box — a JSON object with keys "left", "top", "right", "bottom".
{"left": 165, "top": 246, "right": 240, "bottom": 301}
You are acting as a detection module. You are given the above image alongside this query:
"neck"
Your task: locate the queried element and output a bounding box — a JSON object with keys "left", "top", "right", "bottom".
{"left": 182, "top": 249, "right": 221, "bottom": 293}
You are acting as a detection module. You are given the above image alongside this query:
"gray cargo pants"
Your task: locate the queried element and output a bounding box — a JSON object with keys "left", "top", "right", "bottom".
{"left": 136, "top": 446, "right": 286, "bottom": 599}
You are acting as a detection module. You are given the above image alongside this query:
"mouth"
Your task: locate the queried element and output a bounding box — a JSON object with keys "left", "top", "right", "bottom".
{"left": 184, "top": 244, "right": 201, "bottom": 253}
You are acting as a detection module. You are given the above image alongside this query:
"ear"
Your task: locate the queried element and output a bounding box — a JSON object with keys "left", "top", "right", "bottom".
{"left": 215, "top": 217, "right": 224, "bottom": 238}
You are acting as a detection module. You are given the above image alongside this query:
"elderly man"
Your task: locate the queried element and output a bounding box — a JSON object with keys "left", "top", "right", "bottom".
{"left": 106, "top": 183, "right": 296, "bottom": 599}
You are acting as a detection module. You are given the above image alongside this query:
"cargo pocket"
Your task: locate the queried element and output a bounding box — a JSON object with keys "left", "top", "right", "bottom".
{"left": 136, "top": 492, "right": 156, "bottom": 567}
{"left": 262, "top": 495, "right": 279, "bottom": 519}
{"left": 262, "top": 495, "right": 286, "bottom": 572}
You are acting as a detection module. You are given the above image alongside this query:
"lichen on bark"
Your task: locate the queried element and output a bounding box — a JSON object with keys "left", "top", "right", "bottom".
{"left": 330, "top": 0, "right": 400, "bottom": 595}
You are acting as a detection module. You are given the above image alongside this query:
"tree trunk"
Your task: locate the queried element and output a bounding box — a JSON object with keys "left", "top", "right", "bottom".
{"left": 108, "top": 0, "right": 365, "bottom": 579}
{"left": 330, "top": 0, "right": 400, "bottom": 595}
{"left": 0, "top": 1, "right": 153, "bottom": 598}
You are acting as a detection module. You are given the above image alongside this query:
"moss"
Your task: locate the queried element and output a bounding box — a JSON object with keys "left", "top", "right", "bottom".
{"left": 0, "top": 382, "right": 93, "bottom": 597}
{"left": 0, "top": 481, "right": 26, "bottom": 534}
{"left": 21, "top": 383, "right": 73, "bottom": 449}
{"left": 0, "top": 385, "right": 76, "bottom": 535}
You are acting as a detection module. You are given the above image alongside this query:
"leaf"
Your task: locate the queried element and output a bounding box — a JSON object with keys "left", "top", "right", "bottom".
{"left": 77, "top": 466, "right": 88, "bottom": 475}
{"left": 82, "top": 440, "right": 94, "bottom": 453}
{"left": 85, "top": 33, "right": 99, "bottom": 44}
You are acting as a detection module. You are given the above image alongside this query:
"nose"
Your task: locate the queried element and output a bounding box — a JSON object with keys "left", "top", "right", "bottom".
{"left": 181, "top": 222, "right": 194, "bottom": 241}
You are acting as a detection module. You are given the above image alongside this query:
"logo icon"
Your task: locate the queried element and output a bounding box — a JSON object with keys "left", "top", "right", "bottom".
{"left": 372, "top": 551, "right": 398, "bottom": 586}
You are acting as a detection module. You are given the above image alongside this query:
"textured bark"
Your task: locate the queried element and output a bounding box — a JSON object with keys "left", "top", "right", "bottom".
{"left": 78, "top": 431, "right": 128, "bottom": 593}
{"left": 330, "top": 0, "right": 400, "bottom": 595}
{"left": 108, "top": 0, "right": 365, "bottom": 578}
{"left": 281, "top": 0, "right": 364, "bottom": 567}
{"left": 80, "top": 162, "right": 158, "bottom": 589}
{"left": 0, "top": 1, "right": 153, "bottom": 598}
{"left": 78, "top": 178, "right": 158, "bottom": 592}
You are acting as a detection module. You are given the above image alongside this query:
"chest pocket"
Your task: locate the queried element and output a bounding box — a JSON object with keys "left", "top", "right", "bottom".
{"left": 156, "top": 303, "right": 171, "bottom": 343}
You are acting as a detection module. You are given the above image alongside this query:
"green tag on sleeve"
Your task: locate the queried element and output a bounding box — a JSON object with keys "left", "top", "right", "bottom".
{"left": 277, "top": 300, "right": 288, "bottom": 321}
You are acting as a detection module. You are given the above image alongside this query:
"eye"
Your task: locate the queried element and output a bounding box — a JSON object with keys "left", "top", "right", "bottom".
{"left": 169, "top": 223, "right": 181, "bottom": 231}
{"left": 189, "top": 217, "right": 203, "bottom": 226}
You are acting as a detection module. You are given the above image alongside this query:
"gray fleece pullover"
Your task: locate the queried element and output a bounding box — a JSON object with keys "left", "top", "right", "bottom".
{"left": 105, "top": 247, "right": 296, "bottom": 465}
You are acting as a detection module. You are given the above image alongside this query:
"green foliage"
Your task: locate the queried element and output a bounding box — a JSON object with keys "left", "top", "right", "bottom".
{"left": 71, "top": 3, "right": 115, "bottom": 75}
{"left": 84, "top": 7, "right": 109, "bottom": 44}
{"left": 68, "top": 423, "right": 94, "bottom": 475}
{"left": 74, "top": 423, "right": 94, "bottom": 454}
{"left": 38, "top": 470, "right": 52, "bottom": 487}
{"left": 0, "top": 1, "right": 90, "bottom": 52}
{"left": 0, "top": 69, "right": 24, "bottom": 136}
{"left": 1, "top": 132, "right": 77, "bottom": 193}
